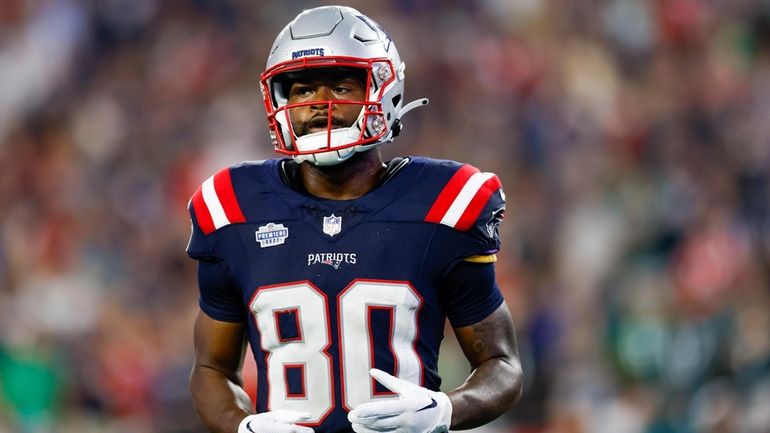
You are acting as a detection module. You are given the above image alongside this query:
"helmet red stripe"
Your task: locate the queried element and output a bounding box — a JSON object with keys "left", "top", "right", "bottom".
{"left": 191, "top": 188, "right": 215, "bottom": 235}
{"left": 453, "top": 175, "right": 502, "bottom": 232}
{"left": 424, "top": 164, "right": 479, "bottom": 224}
{"left": 213, "top": 168, "right": 246, "bottom": 224}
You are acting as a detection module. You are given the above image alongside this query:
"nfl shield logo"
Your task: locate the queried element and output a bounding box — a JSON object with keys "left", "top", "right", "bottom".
{"left": 322, "top": 214, "right": 342, "bottom": 237}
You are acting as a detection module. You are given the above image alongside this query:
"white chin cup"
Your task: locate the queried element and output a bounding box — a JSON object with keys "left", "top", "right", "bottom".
{"left": 291, "top": 126, "right": 361, "bottom": 166}
{"left": 293, "top": 146, "right": 357, "bottom": 166}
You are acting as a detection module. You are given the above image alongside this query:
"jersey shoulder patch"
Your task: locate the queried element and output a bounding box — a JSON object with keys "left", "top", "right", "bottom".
{"left": 423, "top": 162, "right": 503, "bottom": 232}
{"left": 189, "top": 166, "right": 246, "bottom": 236}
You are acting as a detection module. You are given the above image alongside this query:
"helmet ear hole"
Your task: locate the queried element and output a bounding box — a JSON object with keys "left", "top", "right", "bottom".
{"left": 391, "top": 94, "right": 402, "bottom": 109}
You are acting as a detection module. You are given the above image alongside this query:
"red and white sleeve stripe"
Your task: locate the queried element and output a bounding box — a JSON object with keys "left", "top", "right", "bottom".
{"left": 190, "top": 167, "right": 246, "bottom": 235}
{"left": 425, "top": 164, "right": 502, "bottom": 232}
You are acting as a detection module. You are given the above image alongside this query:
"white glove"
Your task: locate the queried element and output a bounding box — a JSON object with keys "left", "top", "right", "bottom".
{"left": 238, "top": 410, "right": 315, "bottom": 433}
{"left": 348, "top": 369, "right": 453, "bottom": 433}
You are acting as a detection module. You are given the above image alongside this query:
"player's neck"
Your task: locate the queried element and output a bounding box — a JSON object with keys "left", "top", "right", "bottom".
{"left": 298, "top": 150, "right": 386, "bottom": 200}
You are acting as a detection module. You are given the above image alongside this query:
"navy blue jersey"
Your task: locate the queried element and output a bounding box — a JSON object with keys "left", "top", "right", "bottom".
{"left": 186, "top": 157, "right": 506, "bottom": 433}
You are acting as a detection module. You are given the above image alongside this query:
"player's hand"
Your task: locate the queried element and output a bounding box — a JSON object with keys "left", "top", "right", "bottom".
{"left": 348, "top": 369, "right": 452, "bottom": 433}
{"left": 238, "top": 410, "right": 314, "bottom": 433}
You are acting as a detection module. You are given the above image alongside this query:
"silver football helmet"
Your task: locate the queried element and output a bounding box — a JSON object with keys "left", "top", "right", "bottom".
{"left": 260, "top": 5, "right": 428, "bottom": 166}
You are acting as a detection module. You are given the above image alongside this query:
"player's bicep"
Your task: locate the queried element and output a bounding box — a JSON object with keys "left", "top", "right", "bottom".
{"left": 193, "top": 310, "right": 248, "bottom": 381}
{"left": 453, "top": 303, "right": 518, "bottom": 369}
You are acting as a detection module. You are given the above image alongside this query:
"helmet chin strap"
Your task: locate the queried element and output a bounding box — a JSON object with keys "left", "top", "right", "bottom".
{"left": 389, "top": 98, "right": 429, "bottom": 140}
{"left": 400, "top": 98, "right": 430, "bottom": 117}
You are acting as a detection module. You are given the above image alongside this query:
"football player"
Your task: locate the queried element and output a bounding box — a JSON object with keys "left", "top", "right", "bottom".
{"left": 187, "top": 6, "right": 523, "bottom": 433}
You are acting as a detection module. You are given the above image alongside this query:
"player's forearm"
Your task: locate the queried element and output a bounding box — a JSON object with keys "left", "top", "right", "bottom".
{"left": 190, "top": 364, "right": 253, "bottom": 433}
{"left": 446, "top": 355, "right": 523, "bottom": 429}
{"left": 449, "top": 304, "right": 524, "bottom": 430}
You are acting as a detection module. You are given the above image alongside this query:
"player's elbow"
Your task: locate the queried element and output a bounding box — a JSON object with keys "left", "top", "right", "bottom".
{"left": 504, "top": 356, "right": 524, "bottom": 407}
{"left": 487, "top": 353, "right": 523, "bottom": 412}
{"left": 449, "top": 355, "right": 524, "bottom": 430}
{"left": 188, "top": 364, "right": 208, "bottom": 408}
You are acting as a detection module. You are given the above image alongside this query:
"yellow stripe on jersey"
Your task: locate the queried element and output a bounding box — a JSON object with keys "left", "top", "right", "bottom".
{"left": 463, "top": 254, "right": 497, "bottom": 263}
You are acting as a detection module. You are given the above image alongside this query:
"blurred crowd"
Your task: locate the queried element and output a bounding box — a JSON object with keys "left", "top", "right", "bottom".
{"left": 1, "top": 0, "right": 769, "bottom": 432}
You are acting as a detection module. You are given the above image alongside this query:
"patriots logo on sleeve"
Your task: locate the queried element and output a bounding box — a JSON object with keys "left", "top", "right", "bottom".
{"left": 486, "top": 206, "right": 505, "bottom": 238}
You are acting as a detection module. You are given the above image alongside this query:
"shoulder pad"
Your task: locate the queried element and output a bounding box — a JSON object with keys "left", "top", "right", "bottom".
{"left": 424, "top": 163, "right": 503, "bottom": 232}
{"left": 189, "top": 166, "right": 246, "bottom": 235}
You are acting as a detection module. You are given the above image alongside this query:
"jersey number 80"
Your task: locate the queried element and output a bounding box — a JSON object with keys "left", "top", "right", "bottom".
{"left": 251, "top": 279, "right": 423, "bottom": 424}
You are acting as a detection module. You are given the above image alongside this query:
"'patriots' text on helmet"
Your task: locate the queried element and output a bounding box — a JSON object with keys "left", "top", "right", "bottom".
{"left": 260, "top": 5, "right": 428, "bottom": 166}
